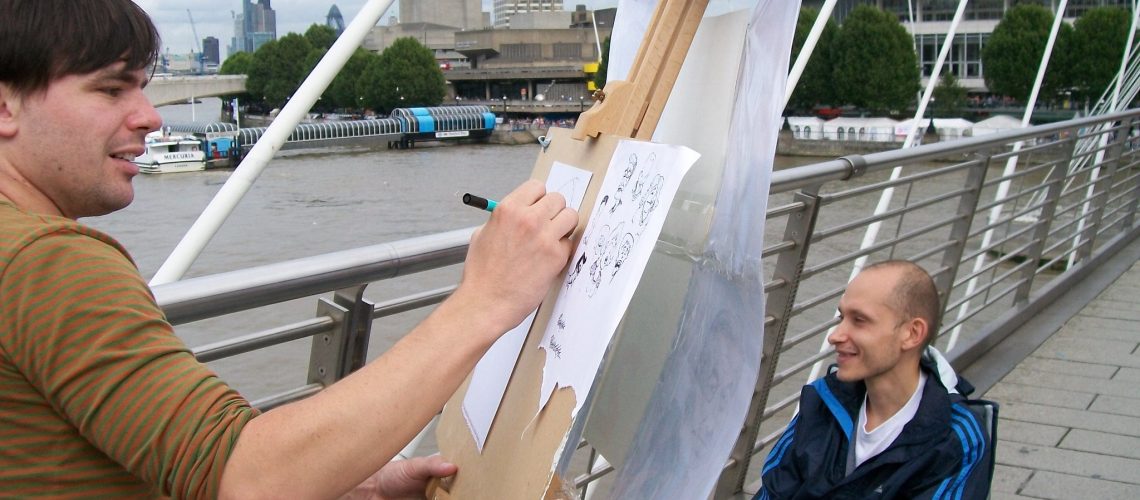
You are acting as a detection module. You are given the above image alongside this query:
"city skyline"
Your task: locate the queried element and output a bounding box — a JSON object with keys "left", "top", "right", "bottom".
{"left": 135, "top": 0, "right": 616, "bottom": 58}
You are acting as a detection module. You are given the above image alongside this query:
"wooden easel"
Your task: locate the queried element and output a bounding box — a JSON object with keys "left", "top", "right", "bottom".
{"left": 431, "top": 1, "right": 709, "bottom": 497}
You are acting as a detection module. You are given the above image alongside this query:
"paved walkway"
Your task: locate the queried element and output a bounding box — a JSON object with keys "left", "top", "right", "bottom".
{"left": 986, "top": 259, "right": 1140, "bottom": 499}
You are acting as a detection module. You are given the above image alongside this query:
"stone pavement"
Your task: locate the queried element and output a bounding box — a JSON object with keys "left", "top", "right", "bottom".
{"left": 986, "top": 259, "right": 1140, "bottom": 500}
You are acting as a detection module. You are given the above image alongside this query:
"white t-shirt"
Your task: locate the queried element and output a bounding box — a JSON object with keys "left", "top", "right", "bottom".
{"left": 854, "top": 371, "right": 927, "bottom": 469}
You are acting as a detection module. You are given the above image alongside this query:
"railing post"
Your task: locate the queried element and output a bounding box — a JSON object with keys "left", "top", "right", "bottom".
{"left": 1125, "top": 153, "right": 1140, "bottom": 232}
{"left": 308, "top": 285, "right": 375, "bottom": 385}
{"left": 935, "top": 153, "right": 990, "bottom": 318}
{"left": 1014, "top": 134, "right": 1076, "bottom": 303}
{"left": 715, "top": 187, "right": 821, "bottom": 498}
{"left": 1073, "top": 126, "right": 1125, "bottom": 264}
{"left": 1122, "top": 119, "right": 1140, "bottom": 230}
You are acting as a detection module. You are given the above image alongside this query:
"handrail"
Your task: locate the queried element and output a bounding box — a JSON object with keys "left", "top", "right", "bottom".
{"left": 155, "top": 227, "right": 473, "bottom": 324}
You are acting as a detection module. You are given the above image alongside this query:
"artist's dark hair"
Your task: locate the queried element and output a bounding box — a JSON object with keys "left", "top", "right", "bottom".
{"left": 864, "top": 260, "right": 942, "bottom": 350}
{"left": 0, "top": 0, "right": 160, "bottom": 96}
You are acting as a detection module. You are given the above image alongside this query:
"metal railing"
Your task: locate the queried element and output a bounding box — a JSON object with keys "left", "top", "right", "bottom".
{"left": 153, "top": 109, "right": 1140, "bottom": 498}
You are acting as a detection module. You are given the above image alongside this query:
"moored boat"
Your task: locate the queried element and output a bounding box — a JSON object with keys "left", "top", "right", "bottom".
{"left": 134, "top": 133, "right": 206, "bottom": 174}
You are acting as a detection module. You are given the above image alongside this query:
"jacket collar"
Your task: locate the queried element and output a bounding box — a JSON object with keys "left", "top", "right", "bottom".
{"left": 815, "top": 350, "right": 958, "bottom": 444}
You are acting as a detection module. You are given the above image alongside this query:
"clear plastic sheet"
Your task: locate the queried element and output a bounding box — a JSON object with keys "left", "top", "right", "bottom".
{"left": 578, "top": 1, "right": 800, "bottom": 497}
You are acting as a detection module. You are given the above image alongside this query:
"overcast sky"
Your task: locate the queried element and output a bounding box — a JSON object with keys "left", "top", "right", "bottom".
{"left": 135, "top": 0, "right": 616, "bottom": 58}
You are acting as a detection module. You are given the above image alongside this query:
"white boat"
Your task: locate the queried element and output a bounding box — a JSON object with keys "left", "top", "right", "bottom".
{"left": 134, "top": 133, "right": 207, "bottom": 174}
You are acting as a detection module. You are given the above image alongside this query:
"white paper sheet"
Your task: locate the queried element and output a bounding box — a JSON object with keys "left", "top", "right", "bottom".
{"left": 538, "top": 140, "right": 699, "bottom": 416}
{"left": 462, "top": 162, "right": 593, "bottom": 452}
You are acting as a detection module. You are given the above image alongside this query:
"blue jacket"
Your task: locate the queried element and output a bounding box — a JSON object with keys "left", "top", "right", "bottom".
{"left": 755, "top": 351, "right": 995, "bottom": 499}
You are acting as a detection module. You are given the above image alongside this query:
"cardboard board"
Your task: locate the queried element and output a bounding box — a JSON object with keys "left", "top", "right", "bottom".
{"left": 434, "top": 128, "right": 626, "bottom": 499}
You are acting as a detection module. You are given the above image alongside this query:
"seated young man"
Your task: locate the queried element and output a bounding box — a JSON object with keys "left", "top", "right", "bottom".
{"left": 756, "top": 260, "right": 995, "bottom": 499}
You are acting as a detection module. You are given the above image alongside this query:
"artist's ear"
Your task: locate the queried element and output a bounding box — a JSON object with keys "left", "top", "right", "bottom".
{"left": 0, "top": 84, "right": 21, "bottom": 138}
{"left": 900, "top": 317, "right": 928, "bottom": 351}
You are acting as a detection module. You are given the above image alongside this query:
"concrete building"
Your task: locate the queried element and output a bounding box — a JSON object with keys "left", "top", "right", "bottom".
{"left": 400, "top": 0, "right": 484, "bottom": 30}
{"left": 570, "top": 4, "right": 616, "bottom": 29}
{"left": 802, "top": 0, "right": 1134, "bottom": 92}
{"left": 509, "top": 11, "right": 573, "bottom": 29}
{"left": 449, "top": 25, "right": 609, "bottom": 101}
{"left": 363, "top": 5, "right": 613, "bottom": 104}
{"left": 363, "top": 22, "right": 473, "bottom": 69}
{"left": 493, "top": 0, "right": 565, "bottom": 28}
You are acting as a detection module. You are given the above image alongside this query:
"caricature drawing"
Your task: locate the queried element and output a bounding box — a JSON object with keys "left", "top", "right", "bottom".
{"left": 638, "top": 174, "right": 664, "bottom": 226}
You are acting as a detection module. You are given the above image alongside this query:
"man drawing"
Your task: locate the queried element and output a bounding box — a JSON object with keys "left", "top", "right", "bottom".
{"left": 756, "top": 260, "right": 995, "bottom": 499}
{"left": 0, "top": 1, "right": 577, "bottom": 497}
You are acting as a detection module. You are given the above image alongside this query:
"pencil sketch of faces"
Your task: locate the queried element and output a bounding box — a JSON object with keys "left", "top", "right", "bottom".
{"left": 613, "top": 232, "right": 634, "bottom": 276}
{"left": 638, "top": 174, "right": 664, "bottom": 226}
{"left": 630, "top": 153, "right": 655, "bottom": 203}
{"left": 618, "top": 154, "right": 637, "bottom": 194}
{"left": 565, "top": 251, "right": 588, "bottom": 287}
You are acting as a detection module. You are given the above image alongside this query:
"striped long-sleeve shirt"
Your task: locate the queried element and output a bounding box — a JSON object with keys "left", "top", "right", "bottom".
{"left": 1, "top": 201, "right": 259, "bottom": 498}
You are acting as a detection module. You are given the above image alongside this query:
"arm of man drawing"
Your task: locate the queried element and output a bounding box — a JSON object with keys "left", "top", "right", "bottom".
{"left": 217, "top": 180, "right": 578, "bottom": 499}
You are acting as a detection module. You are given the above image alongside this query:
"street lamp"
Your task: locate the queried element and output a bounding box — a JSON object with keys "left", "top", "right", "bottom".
{"left": 502, "top": 95, "right": 508, "bottom": 113}
{"left": 579, "top": 95, "right": 584, "bottom": 112}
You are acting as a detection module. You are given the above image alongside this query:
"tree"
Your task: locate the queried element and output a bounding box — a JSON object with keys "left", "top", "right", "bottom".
{"left": 788, "top": 7, "right": 839, "bottom": 112}
{"left": 304, "top": 24, "right": 338, "bottom": 52}
{"left": 219, "top": 51, "right": 253, "bottom": 75}
{"left": 832, "top": 5, "right": 919, "bottom": 114}
{"left": 246, "top": 33, "right": 315, "bottom": 107}
{"left": 1066, "top": 7, "right": 1132, "bottom": 104}
{"left": 932, "top": 73, "right": 967, "bottom": 117}
{"left": 358, "top": 37, "right": 446, "bottom": 112}
{"left": 982, "top": 4, "right": 1071, "bottom": 102}
{"left": 218, "top": 51, "right": 256, "bottom": 104}
{"left": 325, "top": 48, "right": 379, "bottom": 110}
{"left": 594, "top": 36, "right": 610, "bottom": 90}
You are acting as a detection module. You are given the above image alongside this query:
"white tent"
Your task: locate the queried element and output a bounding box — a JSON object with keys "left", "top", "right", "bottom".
{"left": 894, "top": 118, "right": 932, "bottom": 144}
{"left": 971, "top": 115, "right": 1024, "bottom": 136}
{"left": 786, "top": 116, "right": 825, "bottom": 140}
{"left": 932, "top": 118, "right": 975, "bottom": 141}
{"left": 821, "top": 117, "right": 899, "bottom": 142}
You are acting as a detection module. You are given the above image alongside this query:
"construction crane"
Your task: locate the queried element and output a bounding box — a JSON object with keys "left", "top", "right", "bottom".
{"left": 187, "top": 9, "right": 204, "bottom": 74}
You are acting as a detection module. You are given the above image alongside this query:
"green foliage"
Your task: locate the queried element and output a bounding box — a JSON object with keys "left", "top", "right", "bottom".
{"left": 304, "top": 24, "right": 338, "bottom": 51}
{"left": 219, "top": 51, "right": 253, "bottom": 75}
{"left": 788, "top": 7, "right": 839, "bottom": 111}
{"left": 303, "top": 49, "right": 328, "bottom": 111}
{"left": 832, "top": 5, "right": 919, "bottom": 114}
{"left": 1066, "top": 7, "right": 1132, "bottom": 103}
{"left": 246, "top": 33, "right": 314, "bottom": 107}
{"left": 358, "top": 37, "right": 446, "bottom": 112}
{"left": 324, "top": 48, "right": 379, "bottom": 110}
{"left": 982, "top": 4, "right": 1067, "bottom": 101}
{"left": 932, "top": 73, "right": 967, "bottom": 117}
{"left": 594, "top": 36, "right": 610, "bottom": 89}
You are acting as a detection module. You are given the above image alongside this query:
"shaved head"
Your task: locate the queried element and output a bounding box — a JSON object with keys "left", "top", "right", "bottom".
{"left": 862, "top": 260, "right": 941, "bottom": 349}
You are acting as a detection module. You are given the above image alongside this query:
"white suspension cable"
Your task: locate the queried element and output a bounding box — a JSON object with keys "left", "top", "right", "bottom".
{"left": 1066, "top": 0, "right": 1140, "bottom": 270}
{"left": 946, "top": 0, "right": 1070, "bottom": 350}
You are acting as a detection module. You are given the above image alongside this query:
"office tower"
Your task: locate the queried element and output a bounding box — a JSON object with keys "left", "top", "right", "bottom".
{"left": 203, "top": 36, "right": 221, "bottom": 65}
{"left": 327, "top": 5, "right": 346, "bottom": 35}
{"left": 233, "top": 0, "right": 277, "bottom": 53}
